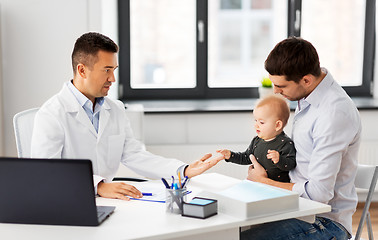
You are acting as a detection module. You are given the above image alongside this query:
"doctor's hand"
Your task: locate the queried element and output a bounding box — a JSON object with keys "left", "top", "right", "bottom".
{"left": 247, "top": 154, "right": 268, "bottom": 182}
{"left": 97, "top": 182, "right": 143, "bottom": 200}
{"left": 184, "top": 153, "right": 224, "bottom": 178}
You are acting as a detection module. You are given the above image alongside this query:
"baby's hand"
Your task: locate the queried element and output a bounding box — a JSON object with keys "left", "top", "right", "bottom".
{"left": 216, "top": 149, "right": 231, "bottom": 160}
{"left": 267, "top": 150, "right": 280, "bottom": 164}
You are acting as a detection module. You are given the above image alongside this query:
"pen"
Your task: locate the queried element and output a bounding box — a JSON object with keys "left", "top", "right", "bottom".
{"left": 171, "top": 176, "right": 175, "bottom": 189}
{"left": 183, "top": 190, "right": 192, "bottom": 196}
{"left": 178, "top": 172, "right": 182, "bottom": 188}
{"left": 142, "top": 192, "right": 153, "bottom": 196}
{"left": 161, "top": 178, "right": 170, "bottom": 189}
{"left": 182, "top": 176, "right": 189, "bottom": 188}
{"left": 182, "top": 177, "right": 190, "bottom": 188}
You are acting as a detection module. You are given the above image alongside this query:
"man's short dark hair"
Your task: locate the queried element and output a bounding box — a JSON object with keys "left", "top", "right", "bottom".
{"left": 71, "top": 32, "right": 118, "bottom": 75}
{"left": 264, "top": 37, "right": 321, "bottom": 83}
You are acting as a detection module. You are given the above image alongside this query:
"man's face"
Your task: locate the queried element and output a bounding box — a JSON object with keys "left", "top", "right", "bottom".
{"left": 269, "top": 75, "right": 307, "bottom": 101}
{"left": 81, "top": 50, "right": 118, "bottom": 102}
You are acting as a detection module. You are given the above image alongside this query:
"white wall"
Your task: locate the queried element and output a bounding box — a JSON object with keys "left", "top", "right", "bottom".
{"left": 0, "top": 0, "right": 104, "bottom": 156}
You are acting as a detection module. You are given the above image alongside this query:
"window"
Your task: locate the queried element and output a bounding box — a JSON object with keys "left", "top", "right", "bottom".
{"left": 208, "top": 0, "right": 287, "bottom": 88}
{"left": 289, "top": 0, "right": 375, "bottom": 96}
{"left": 118, "top": 0, "right": 374, "bottom": 100}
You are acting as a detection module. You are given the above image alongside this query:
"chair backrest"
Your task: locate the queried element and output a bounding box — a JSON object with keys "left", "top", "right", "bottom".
{"left": 354, "top": 164, "right": 378, "bottom": 240}
{"left": 13, "top": 108, "right": 39, "bottom": 158}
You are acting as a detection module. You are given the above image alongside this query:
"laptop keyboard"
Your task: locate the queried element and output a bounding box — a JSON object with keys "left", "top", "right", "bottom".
{"left": 97, "top": 211, "right": 106, "bottom": 219}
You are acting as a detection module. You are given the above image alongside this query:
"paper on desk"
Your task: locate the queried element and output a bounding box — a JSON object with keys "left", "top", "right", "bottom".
{"left": 129, "top": 181, "right": 166, "bottom": 203}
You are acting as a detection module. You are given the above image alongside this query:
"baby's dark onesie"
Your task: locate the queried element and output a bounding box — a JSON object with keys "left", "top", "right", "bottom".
{"left": 226, "top": 131, "right": 296, "bottom": 182}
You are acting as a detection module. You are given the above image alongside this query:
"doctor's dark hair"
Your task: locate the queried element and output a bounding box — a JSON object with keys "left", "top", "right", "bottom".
{"left": 264, "top": 37, "right": 321, "bottom": 83}
{"left": 71, "top": 32, "right": 118, "bottom": 75}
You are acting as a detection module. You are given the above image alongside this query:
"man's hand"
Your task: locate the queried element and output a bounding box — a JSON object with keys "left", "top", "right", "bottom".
{"left": 247, "top": 154, "right": 268, "bottom": 182}
{"left": 97, "top": 182, "right": 143, "bottom": 200}
{"left": 267, "top": 149, "right": 280, "bottom": 164}
{"left": 184, "top": 153, "right": 224, "bottom": 178}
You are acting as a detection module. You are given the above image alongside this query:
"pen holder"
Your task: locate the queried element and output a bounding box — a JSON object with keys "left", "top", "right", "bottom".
{"left": 165, "top": 187, "right": 187, "bottom": 214}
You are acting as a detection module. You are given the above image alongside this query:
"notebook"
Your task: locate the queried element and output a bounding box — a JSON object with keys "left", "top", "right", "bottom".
{"left": 0, "top": 157, "right": 115, "bottom": 226}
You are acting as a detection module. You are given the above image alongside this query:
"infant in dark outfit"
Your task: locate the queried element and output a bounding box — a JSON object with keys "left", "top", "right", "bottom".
{"left": 218, "top": 95, "right": 296, "bottom": 182}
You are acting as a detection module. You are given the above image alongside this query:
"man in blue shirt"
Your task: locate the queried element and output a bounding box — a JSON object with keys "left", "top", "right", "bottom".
{"left": 242, "top": 37, "right": 361, "bottom": 239}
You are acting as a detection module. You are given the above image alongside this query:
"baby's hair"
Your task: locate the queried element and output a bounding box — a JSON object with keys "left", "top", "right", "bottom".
{"left": 255, "top": 95, "right": 290, "bottom": 127}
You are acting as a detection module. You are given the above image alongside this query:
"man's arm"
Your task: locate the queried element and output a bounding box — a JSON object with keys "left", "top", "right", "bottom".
{"left": 247, "top": 154, "right": 294, "bottom": 191}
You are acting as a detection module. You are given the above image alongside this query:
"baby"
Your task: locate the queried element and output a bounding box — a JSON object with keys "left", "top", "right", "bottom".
{"left": 218, "top": 95, "right": 296, "bottom": 182}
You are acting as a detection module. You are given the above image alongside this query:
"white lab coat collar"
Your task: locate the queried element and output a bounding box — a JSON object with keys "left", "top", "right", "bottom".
{"left": 56, "top": 82, "right": 112, "bottom": 138}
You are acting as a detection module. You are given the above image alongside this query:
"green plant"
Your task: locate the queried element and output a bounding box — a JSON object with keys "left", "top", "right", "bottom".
{"left": 261, "top": 77, "right": 272, "bottom": 88}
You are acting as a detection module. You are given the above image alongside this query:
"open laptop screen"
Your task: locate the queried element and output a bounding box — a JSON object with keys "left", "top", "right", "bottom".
{"left": 0, "top": 157, "right": 113, "bottom": 226}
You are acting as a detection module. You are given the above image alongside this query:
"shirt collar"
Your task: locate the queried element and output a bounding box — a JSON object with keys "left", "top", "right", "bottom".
{"left": 66, "top": 81, "right": 104, "bottom": 111}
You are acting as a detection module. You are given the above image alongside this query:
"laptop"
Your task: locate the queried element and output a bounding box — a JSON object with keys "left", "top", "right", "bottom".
{"left": 0, "top": 157, "right": 115, "bottom": 226}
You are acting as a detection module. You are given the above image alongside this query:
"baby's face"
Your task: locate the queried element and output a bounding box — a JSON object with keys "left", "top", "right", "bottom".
{"left": 253, "top": 105, "right": 281, "bottom": 141}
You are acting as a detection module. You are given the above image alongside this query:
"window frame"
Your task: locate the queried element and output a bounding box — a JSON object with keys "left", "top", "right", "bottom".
{"left": 118, "top": 0, "right": 374, "bottom": 100}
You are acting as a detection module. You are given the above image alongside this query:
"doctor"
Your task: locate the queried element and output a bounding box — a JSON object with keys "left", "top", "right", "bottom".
{"left": 31, "top": 32, "right": 222, "bottom": 200}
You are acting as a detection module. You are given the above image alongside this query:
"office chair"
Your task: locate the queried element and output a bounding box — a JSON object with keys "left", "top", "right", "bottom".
{"left": 354, "top": 164, "right": 378, "bottom": 240}
{"left": 13, "top": 106, "right": 146, "bottom": 181}
{"left": 13, "top": 108, "right": 39, "bottom": 157}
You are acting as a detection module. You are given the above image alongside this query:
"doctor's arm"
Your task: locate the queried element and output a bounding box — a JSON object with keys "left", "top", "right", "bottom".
{"left": 184, "top": 153, "right": 224, "bottom": 178}
{"left": 31, "top": 110, "right": 64, "bottom": 158}
{"left": 97, "top": 181, "right": 142, "bottom": 200}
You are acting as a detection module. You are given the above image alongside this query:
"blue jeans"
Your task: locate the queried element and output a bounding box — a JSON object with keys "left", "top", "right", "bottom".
{"left": 240, "top": 217, "right": 351, "bottom": 240}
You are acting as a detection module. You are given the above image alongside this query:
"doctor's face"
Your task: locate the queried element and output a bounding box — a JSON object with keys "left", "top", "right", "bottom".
{"left": 81, "top": 50, "right": 118, "bottom": 102}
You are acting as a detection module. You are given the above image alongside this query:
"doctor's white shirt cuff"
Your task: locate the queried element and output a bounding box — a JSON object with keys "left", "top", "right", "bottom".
{"left": 94, "top": 175, "right": 105, "bottom": 195}
{"left": 178, "top": 164, "right": 189, "bottom": 178}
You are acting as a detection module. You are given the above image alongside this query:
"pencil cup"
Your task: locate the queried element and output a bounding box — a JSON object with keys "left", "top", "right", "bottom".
{"left": 165, "top": 187, "right": 187, "bottom": 214}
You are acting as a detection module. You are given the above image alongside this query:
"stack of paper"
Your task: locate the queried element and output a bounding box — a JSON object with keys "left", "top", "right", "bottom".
{"left": 199, "top": 180, "right": 298, "bottom": 219}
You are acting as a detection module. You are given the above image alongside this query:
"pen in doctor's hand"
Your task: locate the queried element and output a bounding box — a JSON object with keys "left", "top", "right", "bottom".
{"left": 142, "top": 192, "right": 153, "bottom": 196}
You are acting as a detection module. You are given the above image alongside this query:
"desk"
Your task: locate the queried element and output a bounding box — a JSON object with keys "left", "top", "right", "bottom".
{"left": 0, "top": 174, "right": 331, "bottom": 240}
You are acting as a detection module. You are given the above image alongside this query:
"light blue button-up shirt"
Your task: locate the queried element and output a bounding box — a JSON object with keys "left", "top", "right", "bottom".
{"left": 67, "top": 81, "right": 104, "bottom": 133}
{"left": 289, "top": 69, "right": 361, "bottom": 234}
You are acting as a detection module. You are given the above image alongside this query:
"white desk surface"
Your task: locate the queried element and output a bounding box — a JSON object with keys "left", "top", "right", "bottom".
{"left": 0, "top": 174, "right": 331, "bottom": 240}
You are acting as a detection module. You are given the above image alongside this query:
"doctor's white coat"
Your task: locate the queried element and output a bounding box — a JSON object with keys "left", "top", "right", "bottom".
{"left": 31, "top": 82, "right": 185, "bottom": 185}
